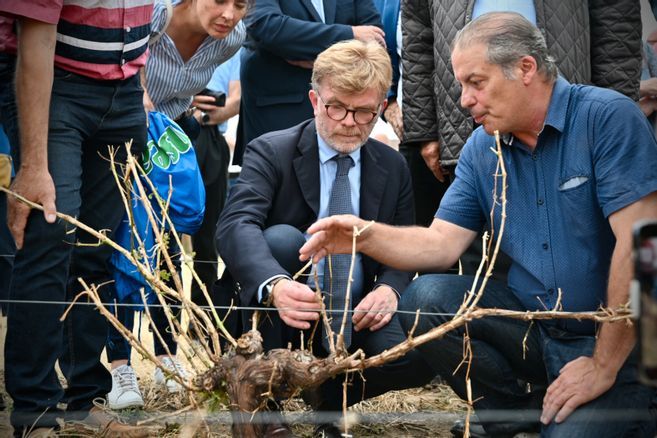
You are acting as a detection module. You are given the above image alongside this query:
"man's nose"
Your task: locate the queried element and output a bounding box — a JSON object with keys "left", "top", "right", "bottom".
{"left": 460, "top": 88, "right": 475, "bottom": 108}
{"left": 341, "top": 111, "right": 357, "bottom": 126}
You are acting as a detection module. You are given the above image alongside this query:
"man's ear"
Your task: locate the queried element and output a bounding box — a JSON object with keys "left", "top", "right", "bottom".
{"left": 519, "top": 55, "right": 538, "bottom": 85}
{"left": 381, "top": 98, "right": 388, "bottom": 112}
{"left": 309, "top": 89, "right": 318, "bottom": 109}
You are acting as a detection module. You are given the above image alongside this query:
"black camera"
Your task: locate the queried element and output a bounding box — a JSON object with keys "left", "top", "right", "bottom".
{"left": 633, "top": 220, "right": 657, "bottom": 386}
{"left": 198, "top": 88, "right": 226, "bottom": 107}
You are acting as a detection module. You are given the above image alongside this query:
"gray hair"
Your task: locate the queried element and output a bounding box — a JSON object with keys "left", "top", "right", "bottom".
{"left": 452, "top": 12, "right": 558, "bottom": 81}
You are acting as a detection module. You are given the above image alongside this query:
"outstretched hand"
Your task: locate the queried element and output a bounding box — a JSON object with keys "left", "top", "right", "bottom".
{"left": 300, "top": 214, "right": 368, "bottom": 264}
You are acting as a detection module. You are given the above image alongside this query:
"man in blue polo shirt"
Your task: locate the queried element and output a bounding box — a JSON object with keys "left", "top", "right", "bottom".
{"left": 300, "top": 12, "right": 657, "bottom": 437}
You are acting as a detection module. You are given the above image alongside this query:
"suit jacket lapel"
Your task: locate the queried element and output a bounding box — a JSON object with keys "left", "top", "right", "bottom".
{"left": 300, "top": 0, "right": 323, "bottom": 22}
{"left": 360, "top": 140, "right": 387, "bottom": 221}
{"left": 293, "top": 121, "right": 321, "bottom": 216}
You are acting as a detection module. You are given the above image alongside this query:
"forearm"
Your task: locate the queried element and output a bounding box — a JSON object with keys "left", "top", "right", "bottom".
{"left": 595, "top": 192, "right": 657, "bottom": 374}
{"left": 15, "top": 18, "right": 56, "bottom": 168}
{"left": 592, "top": 239, "right": 635, "bottom": 376}
{"left": 205, "top": 99, "right": 238, "bottom": 125}
{"left": 358, "top": 219, "right": 471, "bottom": 272}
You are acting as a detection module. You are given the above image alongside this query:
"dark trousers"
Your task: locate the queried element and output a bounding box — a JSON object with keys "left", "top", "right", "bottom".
{"left": 5, "top": 68, "right": 146, "bottom": 429}
{"left": 247, "top": 224, "right": 435, "bottom": 415}
{"left": 398, "top": 274, "right": 657, "bottom": 437}
{"left": 190, "top": 125, "right": 230, "bottom": 307}
{"left": 0, "top": 53, "right": 18, "bottom": 316}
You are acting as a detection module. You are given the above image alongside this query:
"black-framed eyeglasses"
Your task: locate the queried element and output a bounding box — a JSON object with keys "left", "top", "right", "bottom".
{"left": 316, "top": 93, "right": 380, "bottom": 125}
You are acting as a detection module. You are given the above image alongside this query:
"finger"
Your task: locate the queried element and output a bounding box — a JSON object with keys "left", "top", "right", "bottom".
{"left": 305, "top": 221, "right": 328, "bottom": 235}
{"left": 9, "top": 205, "right": 30, "bottom": 250}
{"left": 282, "top": 309, "right": 319, "bottom": 323}
{"left": 312, "top": 249, "right": 327, "bottom": 264}
{"left": 352, "top": 299, "right": 373, "bottom": 325}
{"left": 369, "top": 313, "right": 392, "bottom": 331}
{"left": 288, "top": 287, "right": 320, "bottom": 303}
{"left": 555, "top": 396, "right": 582, "bottom": 424}
{"left": 432, "top": 164, "right": 445, "bottom": 183}
{"left": 354, "top": 307, "right": 378, "bottom": 331}
{"left": 193, "top": 95, "right": 215, "bottom": 103}
{"left": 281, "top": 314, "right": 312, "bottom": 330}
{"left": 42, "top": 196, "right": 57, "bottom": 223}
{"left": 541, "top": 386, "right": 573, "bottom": 425}
{"left": 195, "top": 102, "right": 218, "bottom": 111}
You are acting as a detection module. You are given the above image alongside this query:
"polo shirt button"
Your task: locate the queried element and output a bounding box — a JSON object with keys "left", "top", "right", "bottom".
{"left": 542, "top": 242, "right": 549, "bottom": 250}
{"left": 537, "top": 198, "right": 544, "bottom": 205}
{"left": 532, "top": 153, "right": 538, "bottom": 161}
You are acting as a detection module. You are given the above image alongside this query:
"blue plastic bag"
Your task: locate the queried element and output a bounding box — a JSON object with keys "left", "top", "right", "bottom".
{"left": 109, "top": 112, "right": 205, "bottom": 306}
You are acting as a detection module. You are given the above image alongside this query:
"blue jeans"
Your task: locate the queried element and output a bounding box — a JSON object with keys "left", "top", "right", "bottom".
{"left": 5, "top": 68, "right": 146, "bottom": 429}
{"left": 398, "top": 274, "right": 656, "bottom": 437}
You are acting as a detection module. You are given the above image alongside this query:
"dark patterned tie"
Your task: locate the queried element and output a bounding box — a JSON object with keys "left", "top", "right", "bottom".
{"left": 323, "top": 155, "right": 354, "bottom": 350}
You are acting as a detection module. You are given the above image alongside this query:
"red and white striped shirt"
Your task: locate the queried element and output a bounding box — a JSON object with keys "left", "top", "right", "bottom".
{"left": 0, "top": 0, "right": 153, "bottom": 80}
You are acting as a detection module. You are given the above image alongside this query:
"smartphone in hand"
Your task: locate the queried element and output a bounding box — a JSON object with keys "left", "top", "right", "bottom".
{"left": 197, "top": 88, "right": 226, "bottom": 107}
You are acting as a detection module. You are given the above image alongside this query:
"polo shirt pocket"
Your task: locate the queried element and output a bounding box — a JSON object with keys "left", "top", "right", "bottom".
{"left": 558, "top": 174, "right": 601, "bottom": 236}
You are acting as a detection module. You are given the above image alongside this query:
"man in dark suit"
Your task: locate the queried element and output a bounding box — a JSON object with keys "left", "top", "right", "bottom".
{"left": 217, "top": 40, "right": 433, "bottom": 437}
{"left": 234, "top": 0, "right": 385, "bottom": 165}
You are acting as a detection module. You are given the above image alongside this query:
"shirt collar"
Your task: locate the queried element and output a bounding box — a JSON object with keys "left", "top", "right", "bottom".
{"left": 317, "top": 132, "right": 362, "bottom": 165}
{"left": 543, "top": 76, "right": 571, "bottom": 133}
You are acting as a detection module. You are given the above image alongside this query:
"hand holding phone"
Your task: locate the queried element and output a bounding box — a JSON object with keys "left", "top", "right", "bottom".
{"left": 196, "top": 88, "right": 226, "bottom": 107}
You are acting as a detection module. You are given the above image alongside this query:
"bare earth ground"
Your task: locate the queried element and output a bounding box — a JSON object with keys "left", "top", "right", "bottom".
{"left": 0, "top": 257, "right": 467, "bottom": 437}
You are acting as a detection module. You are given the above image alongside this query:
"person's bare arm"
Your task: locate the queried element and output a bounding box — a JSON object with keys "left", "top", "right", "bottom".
{"left": 383, "top": 99, "right": 403, "bottom": 140}
{"left": 140, "top": 66, "right": 154, "bottom": 113}
{"left": 300, "top": 215, "right": 476, "bottom": 273}
{"left": 9, "top": 18, "right": 57, "bottom": 249}
{"left": 421, "top": 140, "right": 448, "bottom": 182}
{"left": 541, "top": 191, "right": 657, "bottom": 424}
{"left": 193, "top": 80, "right": 240, "bottom": 126}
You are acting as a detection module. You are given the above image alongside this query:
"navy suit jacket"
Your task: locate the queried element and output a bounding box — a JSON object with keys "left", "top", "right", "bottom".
{"left": 217, "top": 119, "right": 414, "bottom": 308}
{"left": 237, "top": 0, "right": 382, "bottom": 160}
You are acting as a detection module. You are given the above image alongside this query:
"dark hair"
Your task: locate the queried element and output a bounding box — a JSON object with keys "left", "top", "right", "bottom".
{"left": 452, "top": 11, "right": 557, "bottom": 81}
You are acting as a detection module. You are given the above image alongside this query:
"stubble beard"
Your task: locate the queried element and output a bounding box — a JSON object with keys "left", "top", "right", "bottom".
{"left": 317, "top": 119, "right": 371, "bottom": 154}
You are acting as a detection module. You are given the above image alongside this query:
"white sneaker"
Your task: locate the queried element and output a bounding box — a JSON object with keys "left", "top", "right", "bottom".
{"left": 107, "top": 365, "right": 144, "bottom": 410}
{"left": 154, "top": 356, "right": 188, "bottom": 393}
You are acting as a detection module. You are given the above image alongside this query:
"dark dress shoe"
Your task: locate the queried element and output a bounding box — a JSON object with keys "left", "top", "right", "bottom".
{"left": 313, "top": 423, "right": 343, "bottom": 438}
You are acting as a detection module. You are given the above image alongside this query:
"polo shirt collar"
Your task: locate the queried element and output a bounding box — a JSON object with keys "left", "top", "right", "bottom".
{"left": 543, "top": 76, "right": 571, "bottom": 133}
